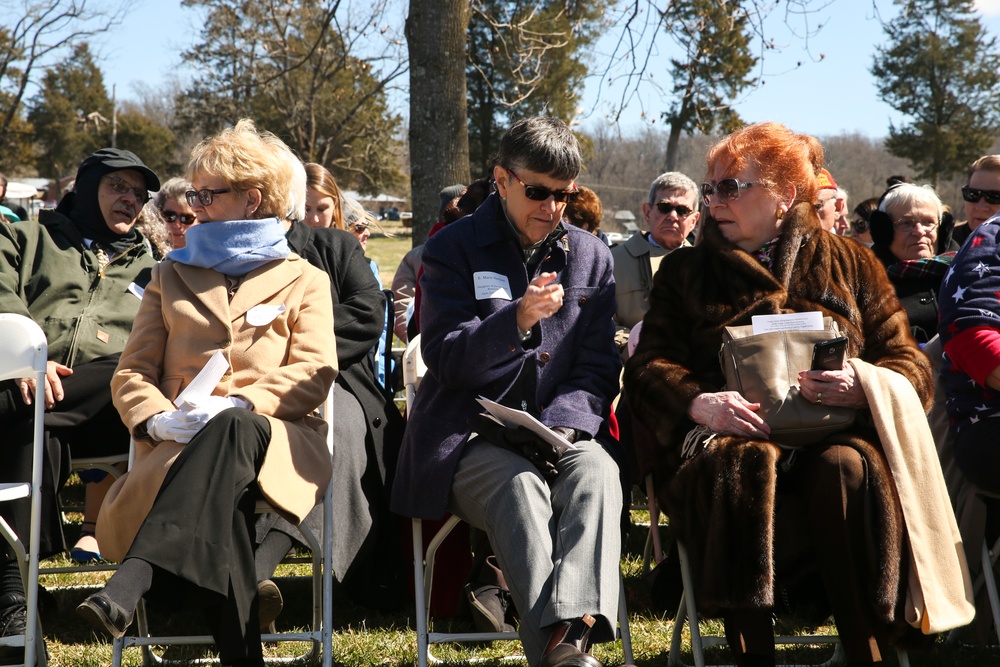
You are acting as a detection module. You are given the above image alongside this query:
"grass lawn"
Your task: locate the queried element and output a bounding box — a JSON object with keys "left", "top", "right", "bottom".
{"left": 35, "top": 490, "right": 1000, "bottom": 666}
{"left": 367, "top": 233, "right": 416, "bottom": 289}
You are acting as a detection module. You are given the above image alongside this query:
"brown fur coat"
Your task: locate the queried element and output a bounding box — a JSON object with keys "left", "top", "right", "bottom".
{"left": 623, "top": 202, "right": 932, "bottom": 622}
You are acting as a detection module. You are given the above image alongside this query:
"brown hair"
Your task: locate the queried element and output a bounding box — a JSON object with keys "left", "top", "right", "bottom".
{"left": 968, "top": 155, "right": 1000, "bottom": 180}
{"left": 563, "top": 186, "right": 603, "bottom": 233}
{"left": 705, "top": 122, "right": 823, "bottom": 207}
{"left": 304, "top": 162, "right": 345, "bottom": 230}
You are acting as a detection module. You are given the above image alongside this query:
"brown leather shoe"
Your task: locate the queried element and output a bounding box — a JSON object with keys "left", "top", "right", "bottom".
{"left": 537, "top": 614, "right": 602, "bottom": 667}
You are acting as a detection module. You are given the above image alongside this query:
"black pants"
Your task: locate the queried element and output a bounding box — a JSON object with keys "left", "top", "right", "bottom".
{"left": 130, "top": 409, "right": 270, "bottom": 664}
{"left": 0, "top": 354, "right": 128, "bottom": 560}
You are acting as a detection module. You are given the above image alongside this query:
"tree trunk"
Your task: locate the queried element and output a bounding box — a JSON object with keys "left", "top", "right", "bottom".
{"left": 406, "top": 0, "right": 472, "bottom": 246}
{"left": 665, "top": 120, "right": 682, "bottom": 172}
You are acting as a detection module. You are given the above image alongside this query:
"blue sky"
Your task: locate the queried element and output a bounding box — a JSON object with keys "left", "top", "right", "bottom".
{"left": 79, "top": 0, "right": 1000, "bottom": 139}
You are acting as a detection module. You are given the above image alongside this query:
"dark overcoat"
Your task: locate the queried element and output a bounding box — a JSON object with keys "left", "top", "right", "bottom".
{"left": 391, "top": 193, "right": 622, "bottom": 519}
{"left": 623, "top": 202, "right": 933, "bottom": 623}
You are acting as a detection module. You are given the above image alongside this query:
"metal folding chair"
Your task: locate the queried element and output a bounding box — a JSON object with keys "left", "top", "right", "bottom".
{"left": 667, "top": 540, "right": 910, "bottom": 667}
{"left": 0, "top": 314, "right": 49, "bottom": 667}
{"left": 112, "top": 388, "right": 336, "bottom": 667}
{"left": 403, "top": 336, "right": 634, "bottom": 667}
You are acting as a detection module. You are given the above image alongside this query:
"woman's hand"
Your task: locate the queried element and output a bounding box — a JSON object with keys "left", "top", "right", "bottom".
{"left": 686, "top": 391, "right": 771, "bottom": 438}
{"left": 516, "top": 272, "right": 564, "bottom": 332}
{"left": 797, "top": 364, "right": 868, "bottom": 409}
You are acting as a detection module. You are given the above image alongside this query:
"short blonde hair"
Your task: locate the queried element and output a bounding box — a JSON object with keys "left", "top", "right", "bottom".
{"left": 187, "top": 119, "right": 293, "bottom": 220}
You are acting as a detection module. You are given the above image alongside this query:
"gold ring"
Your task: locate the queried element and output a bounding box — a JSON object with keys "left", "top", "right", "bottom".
{"left": 817, "top": 392, "right": 823, "bottom": 404}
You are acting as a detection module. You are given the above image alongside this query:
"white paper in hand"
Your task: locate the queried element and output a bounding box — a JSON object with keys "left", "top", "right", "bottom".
{"left": 173, "top": 349, "right": 230, "bottom": 408}
{"left": 475, "top": 397, "right": 575, "bottom": 450}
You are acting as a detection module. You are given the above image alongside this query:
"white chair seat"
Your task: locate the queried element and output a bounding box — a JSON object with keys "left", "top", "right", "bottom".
{"left": 0, "top": 484, "right": 31, "bottom": 503}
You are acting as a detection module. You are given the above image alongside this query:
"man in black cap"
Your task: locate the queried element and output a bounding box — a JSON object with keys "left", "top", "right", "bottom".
{"left": 0, "top": 148, "right": 159, "bottom": 642}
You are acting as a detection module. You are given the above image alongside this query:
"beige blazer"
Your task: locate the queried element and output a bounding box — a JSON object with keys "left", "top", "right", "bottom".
{"left": 97, "top": 255, "right": 337, "bottom": 562}
{"left": 610, "top": 233, "right": 683, "bottom": 330}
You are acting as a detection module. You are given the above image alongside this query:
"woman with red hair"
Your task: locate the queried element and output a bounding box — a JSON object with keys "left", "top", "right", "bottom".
{"left": 624, "top": 122, "right": 937, "bottom": 666}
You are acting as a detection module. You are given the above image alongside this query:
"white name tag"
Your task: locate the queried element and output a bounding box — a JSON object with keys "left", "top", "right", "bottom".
{"left": 246, "top": 304, "right": 286, "bottom": 326}
{"left": 127, "top": 282, "right": 144, "bottom": 299}
{"left": 474, "top": 271, "right": 513, "bottom": 301}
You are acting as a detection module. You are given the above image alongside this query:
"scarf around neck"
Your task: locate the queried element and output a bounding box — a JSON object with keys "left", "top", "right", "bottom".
{"left": 167, "top": 218, "right": 290, "bottom": 276}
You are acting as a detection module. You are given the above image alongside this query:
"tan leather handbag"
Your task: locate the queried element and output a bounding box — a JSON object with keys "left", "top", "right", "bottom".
{"left": 719, "top": 317, "right": 856, "bottom": 447}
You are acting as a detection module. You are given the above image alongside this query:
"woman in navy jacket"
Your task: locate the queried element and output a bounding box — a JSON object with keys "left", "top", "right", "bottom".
{"left": 391, "top": 117, "right": 623, "bottom": 667}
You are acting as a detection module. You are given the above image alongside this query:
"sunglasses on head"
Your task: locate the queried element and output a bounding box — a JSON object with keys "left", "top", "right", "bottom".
{"left": 185, "top": 187, "right": 232, "bottom": 207}
{"left": 162, "top": 210, "right": 196, "bottom": 225}
{"left": 505, "top": 168, "right": 579, "bottom": 204}
{"left": 654, "top": 201, "right": 694, "bottom": 217}
{"left": 962, "top": 186, "right": 1000, "bottom": 205}
{"left": 104, "top": 175, "right": 150, "bottom": 205}
{"left": 701, "top": 178, "right": 757, "bottom": 205}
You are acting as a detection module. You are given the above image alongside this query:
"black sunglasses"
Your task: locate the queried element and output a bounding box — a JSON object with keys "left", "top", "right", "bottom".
{"left": 162, "top": 210, "right": 197, "bottom": 225}
{"left": 505, "top": 168, "right": 579, "bottom": 204}
{"left": 104, "top": 175, "right": 150, "bottom": 205}
{"left": 962, "top": 186, "right": 1000, "bottom": 205}
{"left": 701, "top": 178, "right": 757, "bottom": 205}
{"left": 352, "top": 223, "right": 369, "bottom": 234}
{"left": 654, "top": 201, "right": 694, "bottom": 217}
{"left": 185, "top": 187, "right": 232, "bottom": 207}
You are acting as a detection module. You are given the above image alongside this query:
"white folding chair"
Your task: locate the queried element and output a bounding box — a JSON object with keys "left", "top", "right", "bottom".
{"left": 0, "top": 313, "right": 49, "bottom": 667}
{"left": 403, "top": 336, "right": 634, "bottom": 667}
{"left": 112, "top": 388, "right": 336, "bottom": 667}
{"left": 667, "top": 540, "right": 909, "bottom": 667}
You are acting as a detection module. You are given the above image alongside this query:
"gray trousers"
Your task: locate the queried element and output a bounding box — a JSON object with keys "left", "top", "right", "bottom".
{"left": 447, "top": 436, "right": 623, "bottom": 666}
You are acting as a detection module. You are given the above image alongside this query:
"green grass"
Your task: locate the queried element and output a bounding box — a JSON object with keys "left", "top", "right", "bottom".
{"left": 367, "top": 233, "right": 415, "bottom": 288}
{"left": 37, "top": 501, "right": 1000, "bottom": 666}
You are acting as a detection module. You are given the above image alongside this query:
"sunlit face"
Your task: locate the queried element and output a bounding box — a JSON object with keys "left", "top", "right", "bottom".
{"left": 98, "top": 169, "right": 145, "bottom": 234}
{"left": 493, "top": 165, "right": 574, "bottom": 248}
{"left": 814, "top": 190, "right": 839, "bottom": 232}
{"left": 162, "top": 195, "right": 197, "bottom": 248}
{"left": 888, "top": 199, "right": 939, "bottom": 261}
{"left": 705, "top": 163, "right": 787, "bottom": 252}
{"left": 188, "top": 171, "right": 258, "bottom": 223}
{"left": 349, "top": 219, "right": 371, "bottom": 250}
{"left": 305, "top": 188, "right": 336, "bottom": 229}
{"left": 642, "top": 187, "right": 700, "bottom": 249}
{"left": 833, "top": 203, "right": 850, "bottom": 235}
{"left": 964, "top": 169, "right": 1000, "bottom": 231}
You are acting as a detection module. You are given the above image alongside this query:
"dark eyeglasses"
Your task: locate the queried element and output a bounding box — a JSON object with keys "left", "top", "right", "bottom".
{"left": 961, "top": 186, "right": 1000, "bottom": 205}
{"left": 352, "top": 223, "right": 369, "bottom": 234}
{"left": 654, "top": 201, "right": 694, "bottom": 217}
{"left": 104, "top": 175, "right": 149, "bottom": 205}
{"left": 185, "top": 188, "right": 232, "bottom": 207}
{"left": 701, "top": 178, "right": 757, "bottom": 205}
{"left": 162, "top": 210, "right": 197, "bottom": 225}
{"left": 505, "top": 168, "right": 579, "bottom": 204}
{"left": 813, "top": 195, "right": 838, "bottom": 211}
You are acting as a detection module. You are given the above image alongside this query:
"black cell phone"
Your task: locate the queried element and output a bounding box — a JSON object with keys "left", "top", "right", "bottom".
{"left": 811, "top": 336, "right": 848, "bottom": 371}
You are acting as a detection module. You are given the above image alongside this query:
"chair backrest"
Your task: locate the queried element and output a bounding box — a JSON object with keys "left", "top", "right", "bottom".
{"left": 402, "top": 334, "right": 426, "bottom": 413}
{"left": 0, "top": 314, "right": 47, "bottom": 381}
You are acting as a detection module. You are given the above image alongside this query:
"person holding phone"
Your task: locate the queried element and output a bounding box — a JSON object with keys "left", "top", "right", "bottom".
{"left": 624, "top": 122, "right": 933, "bottom": 667}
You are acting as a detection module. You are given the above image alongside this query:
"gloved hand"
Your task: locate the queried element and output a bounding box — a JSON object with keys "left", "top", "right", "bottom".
{"left": 147, "top": 410, "right": 202, "bottom": 444}
{"left": 468, "top": 413, "right": 570, "bottom": 481}
{"left": 178, "top": 395, "right": 251, "bottom": 429}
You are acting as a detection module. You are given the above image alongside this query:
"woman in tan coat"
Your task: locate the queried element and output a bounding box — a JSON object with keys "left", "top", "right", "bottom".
{"left": 76, "top": 120, "right": 336, "bottom": 667}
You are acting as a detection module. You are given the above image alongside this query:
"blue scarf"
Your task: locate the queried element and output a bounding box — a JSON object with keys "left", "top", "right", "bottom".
{"left": 167, "top": 218, "right": 290, "bottom": 276}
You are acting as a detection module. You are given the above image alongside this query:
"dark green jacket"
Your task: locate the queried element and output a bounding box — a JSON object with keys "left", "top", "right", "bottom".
{"left": 0, "top": 209, "right": 154, "bottom": 366}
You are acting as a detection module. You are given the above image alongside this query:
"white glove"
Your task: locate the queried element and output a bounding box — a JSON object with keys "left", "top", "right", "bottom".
{"left": 178, "top": 395, "right": 252, "bottom": 429}
{"left": 146, "top": 410, "right": 202, "bottom": 444}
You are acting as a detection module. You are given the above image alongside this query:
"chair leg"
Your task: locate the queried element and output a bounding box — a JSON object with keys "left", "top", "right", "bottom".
{"left": 618, "top": 574, "right": 633, "bottom": 665}
{"left": 676, "top": 543, "right": 705, "bottom": 667}
{"left": 412, "top": 519, "right": 430, "bottom": 667}
{"left": 983, "top": 538, "right": 1000, "bottom": 645}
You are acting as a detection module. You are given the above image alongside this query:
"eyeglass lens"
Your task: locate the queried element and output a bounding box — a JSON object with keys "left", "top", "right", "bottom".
{"left": 506, "top": 168, "right": 579, "bottom": 203}
{"left": 655, "top": 202, "right": 693, "bottom": 217}
{"left": 185, "top": 188, "right": 231, "bottom": 207}
{"left": 962, "top": 186, "right": 1000, "bottom": 205}
{"left": 106, "top": 176, "right": 149, "bottom": 204}
{"left": 163, "top": 211, "right": 196, "bottom": 225}
{"left": 701, "top": 178, "right": 753, "bottom": 204}
{"left": 353, "top": 224, "right": 369, "bottom": 233}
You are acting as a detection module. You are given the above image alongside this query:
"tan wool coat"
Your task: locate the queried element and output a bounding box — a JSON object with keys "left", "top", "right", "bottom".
{"left": 97, "top": 254, "right": 338, "bottom": 563}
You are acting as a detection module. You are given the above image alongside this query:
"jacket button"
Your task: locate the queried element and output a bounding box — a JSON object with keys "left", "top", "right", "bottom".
{"left": 508, "top": 344, "right": 517, "bottom": 352}
{"left": 373, "top": 417, "right": 382, "bottom": 427}
{"left": 539, "top": 352, "right": 551, "bottom": 363}
{"left": 578, "top": 297, "right": 587, "bottom": 305}
{"left": 221, "top": 338, "right": 232, "bottom": 347}
{"left": 221, "top": 372, "right": 231, "bottom": 381}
